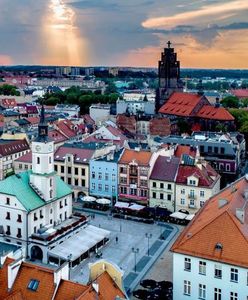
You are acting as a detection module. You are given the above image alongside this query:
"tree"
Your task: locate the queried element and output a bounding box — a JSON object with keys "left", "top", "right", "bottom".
{"left": 0, "top": 84, "right": 20, "bottom": 96}
{"left": 221, "top": 96, "right": 239, "bottom": 108}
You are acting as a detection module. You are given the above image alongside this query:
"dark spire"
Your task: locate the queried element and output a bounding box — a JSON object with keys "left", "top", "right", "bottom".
{"left": 36, "top": 102, "right": 49, "bottom": 142}
{"left": 197, "top": 80, "right": 204, "bottom": 96}
{"left": 167, "top": 41, "right": 172, "bottom": 48}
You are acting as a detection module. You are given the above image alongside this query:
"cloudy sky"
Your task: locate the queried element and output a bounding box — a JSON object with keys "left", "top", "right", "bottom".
{"left": 0, "top": 0, "right": 248, "bottom": 68}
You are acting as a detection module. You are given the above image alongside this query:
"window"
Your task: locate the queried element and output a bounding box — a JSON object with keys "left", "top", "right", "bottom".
{"left": 184, "top": 280, "right": 191, "bottom": 295}
{"left": 74, "top": 167, "right": 78, "bottom": 175}
{"left": 190, "top": 199, "right": 195, "bottom": 206}
{"left": 140, "top": 189, "right": 147, "bottom": 197}
{"left": 6, "top": 212, "right": 10, "bottom": 220}
{"left": 98, "top": 184, "right": 102, "bottom": 191}
{"left": 17, "top": 214, "right": 22, "bottom": 222}
{"left": 215, "top": 264, "right": 222, "bottom": 279}
{"left": 181, "top": 189, "right": 185, "bottom": 195}
{"left": 98, "top": 172, "right": 102, "bottom": 180}
{"left": 160, "top": 193, "right": 164, "bottom": 200}
{"left": 220, "top": 147, "right": 225, "bottom": 154}
{"left": 200, "top": 191, "right": 205, "bottom": 197}
{"left": 199, "top": 284, "right": 206, "bottom": 299}
{"left": 105, "top": 173, "right": 109, "bottom": 181}
{"left": 214, "top": 288, "right": 221, "bottom": 300}
{"left": 120, "top": 187, "right": 127, "bottom": 194}
{"left": 160, "top": 183, "right": 164, "bottom": 189}
{"left": 112, "top": 186, "right": 115, "bottom": 193}
{"left": 19, "top": 164, "right": 22, "bottom": 169}
{"left": 226, "top": 164, "right": 230, "bottom": 172}
{"left": 208, "top": 146, "right": 212, "bottom": 153}
{"left": 214, "top": 147, "right": 218, "bottom": 153}
{"left": 34, "top": 213, "right": 38, "bottom": 221}
{"left": 74, "top": 178, "right": 78, "bottom": 186}
{"left": 167, "top": 194, "right": 172, "bottom": 201}
{"left": 81, "top": 168, "right": 85, "bottom": 176}
{"left": 54, "top": 165, "right": 58, "bottom": 171}
{"left": 61, "top": 166, "right": 64, "bottom": 173}
{"left": 6, "top": 225, "right": 11, "bottom": 235}
{"left": 50, "top": 178, "right": 52, "bottom": 187}
{"left": 184, "top": 257, "right": 191, "bottom": 271}
{"left": 92, "top": 171, "right": 95, "bottom": 179}
{"left": 105, "top": 185, "right": 109, "bottom": 192}
{"left": 37, "top": 157, "right": 40, "bottom": 164}
{"left": 140, "top": 179, "right": 147, "bottom": 187}
{"left": 27, "top": 279, "right": 39, "bottom": 291}
{"left": 34, "top": 226, "right": 37, "bottom": 233}
{"left": 152, "top": 182, "right": 156, "bottom": 188}
{"left": 130, "top": 188, "right": 137, "bottom": 195}
{"left": 49, "top": 156, "right": 52, "bottom": 164}
{"left": 40, "top": 210, "right": 43, "bottom": 218}
{"left": 81, "top": 179, "right": 85, "bottom": 187}
{"left": 230, "top": 292, "right": 238, "bottom": 300}
{"left": 25, "top": 164, "right": 28, "bottom": 170}
{"left": 65, "top": 199, "right": 67, "bottom": 206}
{"left": 67, "top": 178, "right": 71, "bottom": 185}
{"left": 181, "top": 198, "right": 185, "bottom": 205}
{"left": 230, "top": 268, "right": 238, "bottom": 282}
{"left": 60, "top": 213, "right": 62, "bottom": 220}
{"left": 6, "top": 197, "right": 10, "bottom": 205}
{"left": 120, "top": 177, "right": 127, "bottom": 184}
{"left": 67, "top": 156, "right": 71, "bottom": 162}
{"left": 92, "top": 183, "right": 95, "bottom": 190}
{"left": 65, "top": 211, "right": 67, "bottom": 219}
{"left": 60, "top": 201, "right": 63, "bottom": 208}
{"left": 189, "top": 179, "right": 196, "bottom": 185}
{"left": 67, "top": 167, "right": 71, "bottom": 174}
{"left": 17, "top": 228, "right": 22, "bottom": 238}
{"left": 152, "top": 192, "right": 156, "bottom": 198}
{"left": 112, "top": 174, "right": 116, "bottom": 181}
{"left": 50, "top": 208, "right": 53, "bottom": 214}
{"left": 199, "top": 261, "right": 206, "bottom": 275}
{"left": 168, "top": 183, "right": 172, "bottom": 190}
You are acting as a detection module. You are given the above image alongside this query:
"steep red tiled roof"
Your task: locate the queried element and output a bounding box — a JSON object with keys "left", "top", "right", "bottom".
{"left": 1, "top": 99, "right": 17, "bottom": 108}
{"left": 149, "top": 117, "right": 171, "bottom": 136}
{"left": 159, "top": 92, "right": 203, "bottom": 116}
{"left": 0, "top": 257, "right": 15, "bottom": 299}
{"left": 54, "top": 280, "right": 88, "bottom": 300}
{"left": 196, "top": 105, "right": 234, "bottom": 121}
{"left": 174, "top": 145, "right": 197, "bottom": 159}
{"left": 55, "top": 120, "right": 77, "bottom": 138}
{"left": 171, "top": 176, "right": 248, "bottom": 269}
{"left": 119, "top": 149, "right": 152, "bottom": 166}
{"left": 150, "top": 156, "right": 180, "bottom": 181}
{"left": 0, "top": 139, "right": 29, "bottom": 156}
{"left": 25, "top": 116, "right": 39, "bottom": 125}
{"left": 9, "top": 262, "right": 55, "bottom": 300}
{"left": 231, "top": 89, "right": 248, "bottom": 98}
{"left": 54, "top": 146, "right": 95, "bottom": 164}
{"left": 176, "top": 162, "right": 219, "bottom": 187}
{"left": 15, "top": 151, "right": 32, "bottom": 163}
{"left": 48, "top": 130, "right": 67, "bottom": 144}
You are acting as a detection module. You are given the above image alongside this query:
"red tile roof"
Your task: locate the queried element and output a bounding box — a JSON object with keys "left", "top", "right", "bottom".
{"left": 54, "top": 280, "right": 88, "bottom": 300}
{"left": 116, "top": 114, "right": 136, "bottom": 134}
{"left": 1, "top": 99, "right": 17, "bottom": 108}
{"left": 149, "top": 117, "right": 171, "bottom": 136}
{"left": 171, "top": 176, "right": 248, "bottom": 269}
{"left": 15, "top": 151, "right": 32, "bottom": 163}
{"left": 48, "top": 129, "right": 67, "bottom": 144}
{"left": 25, "top": 116, "right": 39, "bottom": 125}
{"left": 159, "top": 92, "right": 203, "bottom": 116}
{"left": 0, "top": 257, "right": 15, "bottom": 299}
{"left": 0, "top": 139, "right": 29, "bottom": 156}
{"left": 54, "top": 146, "right": 95, "bottom": 164}
{"left": 176, "top": 162, "right": 219, "bottom": 187}
{"left": 55, "top": 120, "right": 77, "bottom": 138}
{"left": 231, "top": 89, "right": 248, "bottom": 98}
{"left": 119, "top": 149, "right": 152, "bottom": 166}
{"left": 196, "top": 105, "right": 234, "bottom": 121}
{"left": 174, "top": 145, "right": 197, "bottom": 159}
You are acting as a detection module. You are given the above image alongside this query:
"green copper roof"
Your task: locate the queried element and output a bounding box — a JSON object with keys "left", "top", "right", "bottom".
{"left": 0, "top": 171, "right": 72, "bottom": 212}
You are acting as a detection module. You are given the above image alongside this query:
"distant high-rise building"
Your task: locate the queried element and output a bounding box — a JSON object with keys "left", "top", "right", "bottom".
{"left": 55, "top": 67, "right": 63, "bottom": 77}
{"left": 63, "top": 66, "right": 71, "bottom": 76}
{"left": 156, "top": 41, "right": 183, "bottom": 112}
{"left": 85, "top": 68, "right": 95, "bottom": 76}
{"left": 71, "top": 67, "right": 80, "bottom": 76}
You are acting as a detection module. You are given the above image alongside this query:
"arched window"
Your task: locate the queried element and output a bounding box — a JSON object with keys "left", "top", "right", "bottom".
{"left": 49, "top": 156, "right": 52, "bottom": 164}
{"left": 50, "top": 178, "right": 52, "bottom": 187}
{"left": 50, "top": 190, "right": 53, "bottom": 198}
{"left": 37, "top": 157, "right": 40, "bottom": 164}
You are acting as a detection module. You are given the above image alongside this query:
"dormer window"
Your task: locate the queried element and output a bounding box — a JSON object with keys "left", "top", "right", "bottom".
{"left": 27, "top": 279, "right": 39, "bottom": 291}
{"left": 189, "top": 179, "right": 196, "bottom": 186}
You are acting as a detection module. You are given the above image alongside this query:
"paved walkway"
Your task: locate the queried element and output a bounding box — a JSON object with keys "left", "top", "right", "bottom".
{"left": 69, "top": 213, "right": 179, "bottom": 293}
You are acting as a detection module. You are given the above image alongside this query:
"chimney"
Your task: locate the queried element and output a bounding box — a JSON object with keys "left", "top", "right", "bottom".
{"left": 215, "top": 97, "right": 220, "bottom": 108}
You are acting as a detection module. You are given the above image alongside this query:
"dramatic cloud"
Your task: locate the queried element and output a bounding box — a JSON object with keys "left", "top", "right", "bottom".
{"left": 0, "top": 0, "right": 247, "bottom": 68}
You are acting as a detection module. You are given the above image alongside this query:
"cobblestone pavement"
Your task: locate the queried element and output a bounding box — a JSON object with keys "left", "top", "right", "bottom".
{"left": 69, "top": 213, "right": 180, "bottom": 290}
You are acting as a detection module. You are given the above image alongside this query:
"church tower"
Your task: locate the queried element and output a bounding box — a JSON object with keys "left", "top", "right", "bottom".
{"left": 156, "top": 41, "right": 183, "bottom": 112}
{"left": 30, "top": 105, "right": 56, "bottom": 201}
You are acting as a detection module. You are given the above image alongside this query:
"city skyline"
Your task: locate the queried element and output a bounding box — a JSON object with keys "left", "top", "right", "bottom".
{"left": 0, "top": 0, "right": 248, "bottom": 69}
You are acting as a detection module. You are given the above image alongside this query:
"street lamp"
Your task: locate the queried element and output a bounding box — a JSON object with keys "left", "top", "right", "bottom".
{"left": 131, "top": 247, "right": 139, "bottom": 273}
{"left": 67, "top": 253, "right": 72, "bottom": 280}
{"left": 145, "top": 233, "right": 152, "bottom": 256}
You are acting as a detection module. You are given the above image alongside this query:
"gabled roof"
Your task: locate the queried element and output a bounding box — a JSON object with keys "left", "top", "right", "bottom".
{"left": 196, "top": 105, "right": 234, "bottom": 121}
{"left": 9, "top": 262, "right": 55, "bottom": 300}
{"left": 159, "top": 92, "right": 203, "bottom": 116}
{"left": 48, "top": 129, "right": 67, "bottom": 144}
{"left": 54, "top": 280, "right": 88, "bottom": 300}
{"left": 231, "top": 89, "right": 248, "bottom": 98}
{"left": 171, "top": 176, "right": 248, "bottom": 268}
{"left": 176, "top": 161, "right": 219, "bottom": 187}
{"left": 54, "top": 146, "right": 95, "bottom": 164}
{"left": 0, "top": 171, "right": 72, "bottom": 211}
{"left": 150, "top": 156, "right": 179, "bottom": 182}
{"left": 119, "top": 149, "right": 152, "bottom": 166}
{"left": 174, "top": 145, "right": 197, "bottom": 159}
{"left": 0, "top": 139, "right": 29, "bottom": 156}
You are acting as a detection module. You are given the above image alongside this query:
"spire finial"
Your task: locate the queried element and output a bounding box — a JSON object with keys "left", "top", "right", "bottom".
{"left": 167, "top": 41, "right": 171, "bottom": 48}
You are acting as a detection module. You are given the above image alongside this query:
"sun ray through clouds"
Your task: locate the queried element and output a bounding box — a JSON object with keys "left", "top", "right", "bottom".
{"left": 41, "top": 0, "right": 89, "bottom": 66}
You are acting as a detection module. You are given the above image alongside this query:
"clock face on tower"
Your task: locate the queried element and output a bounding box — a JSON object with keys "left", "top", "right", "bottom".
{"left": 35, "top": 145, "right": 41, "bottom": 152}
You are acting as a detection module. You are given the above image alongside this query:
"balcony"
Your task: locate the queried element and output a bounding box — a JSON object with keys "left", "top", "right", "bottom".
{"left": 188, "top": 194, "right": 196, "bottom": 199}
{"left": 188, "top": 204, "right": 196, "bottom": 209}
{"left": 30, "top": 213, "right": 88, "bottom": 245}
